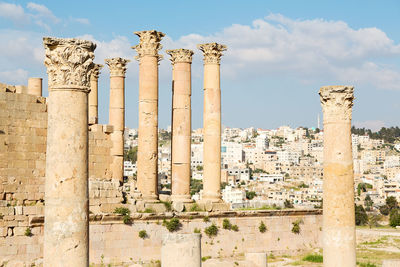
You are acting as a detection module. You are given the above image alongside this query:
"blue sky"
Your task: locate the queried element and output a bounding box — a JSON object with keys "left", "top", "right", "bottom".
{"left": 0, "top": 0, "right": 399, "bottom": 131}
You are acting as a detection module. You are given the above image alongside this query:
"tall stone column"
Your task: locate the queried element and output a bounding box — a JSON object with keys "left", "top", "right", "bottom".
{"left": 319, "top": 86, "right": 356, "bottom": 267}
{"left": 133, "top": 30, "right": 165, "bottom": 201}
{"left": 27, "top": 77, "right": 42, "bottom": 96}
{"left": 105, "top": 58, "right": 130, "bottom": 182}
{"left": 88, "top": 64, "right": 103, "bottom": 125}
{"left": 43, "top": 37, "right": 96, "bottom": 267}
{"left": 197, "top": 43, "right": 227, "bottom": 203}
{"left": 166, "top": 49, "right": 194, "bottom": 203}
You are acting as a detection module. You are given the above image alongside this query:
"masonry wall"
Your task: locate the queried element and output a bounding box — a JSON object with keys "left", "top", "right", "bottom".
{"left": 1, "top": 210, "right": 322, "bottom": 266}
{"left": 0, "top": 89, "right": 121, "bottom": 249}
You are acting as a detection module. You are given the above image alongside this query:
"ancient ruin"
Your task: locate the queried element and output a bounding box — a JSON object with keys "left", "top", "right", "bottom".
{"left": 0, "top": 30, "right": 363, "bottom": 267}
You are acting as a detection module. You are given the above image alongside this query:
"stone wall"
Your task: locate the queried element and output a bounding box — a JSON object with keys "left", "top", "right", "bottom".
{"left": 0, "top": 89, "right": 122, "bottom": 245}
{"left": 1, "top": 210, "right": 322, "bottom": 266}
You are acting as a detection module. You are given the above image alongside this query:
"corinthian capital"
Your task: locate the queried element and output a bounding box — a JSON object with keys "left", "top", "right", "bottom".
{"left": 166, "top": 49, "right": 194, "bottom": 64}
{"left": 43, "top": 37, "right": 96, "bottom": 90}
{"left": 105, "top": 57, "right": 130, "bottom": 77}
{"left": 132, "top": 30, "right": 165, "bottom": 60}
{"left": 197, "top": 43, "right": 227, "bottom": 64}
{"left": 319, "top": 86, "right": 354, "bottom": 122}
{"left": 91, "top": 64, "right": 103, "bottom": 80}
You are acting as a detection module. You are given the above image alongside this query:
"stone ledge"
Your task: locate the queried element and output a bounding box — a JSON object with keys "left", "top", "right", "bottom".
{"left": 25, "top": 209, "right": 322, "bottom": 225}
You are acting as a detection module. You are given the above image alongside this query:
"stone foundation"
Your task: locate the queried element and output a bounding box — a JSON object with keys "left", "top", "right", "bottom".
{"left": 0, "top": 210, "right": 322, "bottom": 266}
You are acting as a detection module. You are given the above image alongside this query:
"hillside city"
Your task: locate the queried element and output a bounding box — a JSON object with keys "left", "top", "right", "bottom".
{"left": 123, "top": 125, "right": 400, "bottom": 212}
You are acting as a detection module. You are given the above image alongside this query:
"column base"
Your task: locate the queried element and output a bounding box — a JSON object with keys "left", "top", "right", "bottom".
{"left": 171, "top": 194, "right": 193, "bottom": 203}
{"left": 140, "top": 194, "right": 159, "bottom": 202}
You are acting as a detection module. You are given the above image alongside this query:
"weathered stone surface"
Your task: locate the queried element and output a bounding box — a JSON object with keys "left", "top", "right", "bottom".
{"left": 27, "top": 78, "right": 42, "bottom": 96}
{"left": 320, "top": 85, "right": 356, "bottom": 267}
{"left": 161, "top": 233, "right": 201, "bottom": 267}
{"left": 88, "top": 63, "right": 103, "bottom": 124}
{"left": 198, "top": 43, "right": 226, "bottom": 203}
{"left": 43, "top": 36, "right": 95, "bottom": 267}
{"left": 167, "top": 49, "right": 193, "bottom": 203}
{"left": 133, "top": 30, "right": 164, "bottom": 201}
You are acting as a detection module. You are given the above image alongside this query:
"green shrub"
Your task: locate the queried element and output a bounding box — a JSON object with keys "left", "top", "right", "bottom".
{"left": 389, "top": 209, "right": 400, "bottom": 227}
{"left": 24, "top": 227, "right": 32, "bottom": 237}
{"left": 302, "top": 254, "right": 323, "bottom": 263}
{"left": 193, "top": 228, "right": 201, "bottom": 234}
{"left": 114, "top": 207, "right": 130, "bottom": 216}
{"left": 138, "top": 230, "right": 147, "bottom": 239}
{"left": 201, "top": 256, "right": 211, "bottom": 262}
{"left": 222, "top": 218, "right": 232, "bottom": 230}
{"left": 163, "top": 218, "right": 181, "bottom": 232}
{"left": 143, "top": 208, "right": 155, "bottom": 213}
{"left": 284, "top": 199, "right": 294, "bottom": 208}
{"left": 204, "top": 224, "right": 218, "bottom": 237}
{"left": 292, "top": 219, "right": 302, "bottom": 234}
{"left": 190, "top": 203, "right": 202, "bottom": 212}
{"left": 160, "top": 201, "right": 172, "bottom": 211}
{"left": 114, "top": 207, "right": 132, "bottom": 224}
{"left": 358, "top": 262, "right": 377, "bottom": 267}
{"left": 231, "top": 224, "right": 239, "bottom": 232}
{"left": 259, "top": 221, "right": 267, "bottom": 233}
{"left": 203, "top": 216, "right": 210, "bottom": 222}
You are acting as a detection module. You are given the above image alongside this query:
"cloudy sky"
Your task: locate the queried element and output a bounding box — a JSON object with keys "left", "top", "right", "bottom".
{"left": 0, "top": 0, "right": 399, "bottom": 131}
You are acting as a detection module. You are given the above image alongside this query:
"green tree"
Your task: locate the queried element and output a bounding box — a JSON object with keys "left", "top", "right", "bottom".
{"left": 364, "top": 195, "right": 373, "bottom": 211}
{"left": 389, "top": 209, "right": 400, "bottom": 227}
{"left": 190, "top": 178, "right": 203, "bottom": 196}
{"left": 355, "top": 205, "right": 368, "bottom": 226}
{"left": 386, "top": 196, "right": 398, "bottom": 210}
{"left": 284, "top": 199, "right": 294, "bottom": 208}
{"left": 124, "top": 146, "right": 138, "bottom": 163}
{"left": 246, "top": 191, "right": 256, "bottom": 200}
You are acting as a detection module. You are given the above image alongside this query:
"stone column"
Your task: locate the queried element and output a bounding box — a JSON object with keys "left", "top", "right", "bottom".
{"left": 88, "top": 64, "right": 103, "bottom": 125}
{"left": 133, "top": 30, "right": 164, "bottom": 201}
{"left": 319, "top": 86, "right": 356, "bottom": 267}
{"left": 197, "top": 43, "right": 227, "bottom": 202}
{"left": 105, "top": 58, "right": 130, "bottom": 182}
{"left": 27, "top": 77, "right": 43, "bottom": 96}
{"left": 166, "top": 49, "right": 194, "bottom": 203}
{"left": 43, "top": 37, "right": 96, "bottom": 267}
{"left": 161, "top": 233, "right": 201, "bottom": 267}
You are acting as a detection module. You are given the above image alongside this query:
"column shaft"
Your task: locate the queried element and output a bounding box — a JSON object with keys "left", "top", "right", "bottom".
{"left": 43, "top": 37, "right": 95, "bottom": 267}
{"left": 105, "top": 58, "right": 129, "bottom": 182}
{"left": 197, "top": 43, "right": 227, "bottom": 203}
{"left": 133, "top": 30, "right": 165, "bottom": 201}
{"left": 320, "top": 86, "right": 356, "bottom": 267}
{"left": 203, "top": 63, "right": 221, "bottom": 201}
{"left": 88, "top": 64, "right": 102, "bottom": 125}
{"left": 27, "top": 77, "right": 42, "bottom": 96}
{"left": 167, "top": 49, "right": 194, "bottom": 202}
{"left": 137, "top": 55, "right": 159, "bottom": 199}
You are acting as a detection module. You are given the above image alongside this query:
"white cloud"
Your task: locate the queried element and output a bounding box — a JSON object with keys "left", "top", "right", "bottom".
{"left": 0, "top": 2, "right": 27, "bottom": 24}
{"left": 0, "top": 68, "right": 28, "bottom": 85}
{"left": 164, "top": 13, "right": 400, "bottom": 90}
{"left": 71, "top": 17, "right": 90, "bottom": 25}
{"left": 26, "top": 2, "right": 60, "bottom": 23}
{"left": 353, "top": 120, "right": 385, "bottom": 131}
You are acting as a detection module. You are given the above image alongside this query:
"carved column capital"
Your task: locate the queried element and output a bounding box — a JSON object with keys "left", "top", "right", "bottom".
{"left": 166, "top": 49, "right": 194, "bottom": 64}
{"left": 90, "top": 64, "right": 103, "bottom": 80}
{"left": 132, "top": 30, "right": 165, "bottom": 61}
{"left": 197, "top": 43, "right": 227, "bottom": 64}
{"left": 105, "top": 58, "right": 130, "bottom": 77}
{"left": 43, "top": 37, "right": 96, "bottom": 91}
{"left": 319, "top": 85, "right": 354, "bottom": 122}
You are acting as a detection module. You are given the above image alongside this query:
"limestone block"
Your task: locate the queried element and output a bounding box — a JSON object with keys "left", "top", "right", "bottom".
{"left": 161, "top": 233, "right": 201, "bottom": 267}
{"left": 245, "top": 252, "right": 268, "bottom": 267}
{"left": 383, "top": 260, "right": 400, "bottom": 267}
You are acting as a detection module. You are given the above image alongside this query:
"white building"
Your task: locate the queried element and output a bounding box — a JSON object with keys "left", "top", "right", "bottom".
{"left": 221, "top": 142, "right": 243, "bottom": 167}
{"left": 277, "top": 150, "right": 301, "bottom": 164}
{"left": 256, "top": 134, "right": 269, "bottom": 150}
{"left": 222, "top": 186, "right": 246, "bottom": 204}
{"left": 254, "top": 173, "right": 284, "bottom": 183}
{"left": 124, "top": 161, "right": 136, "bottom": 177}
{"left": 191, "top": 144, "right": 203, "bottom": 167}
